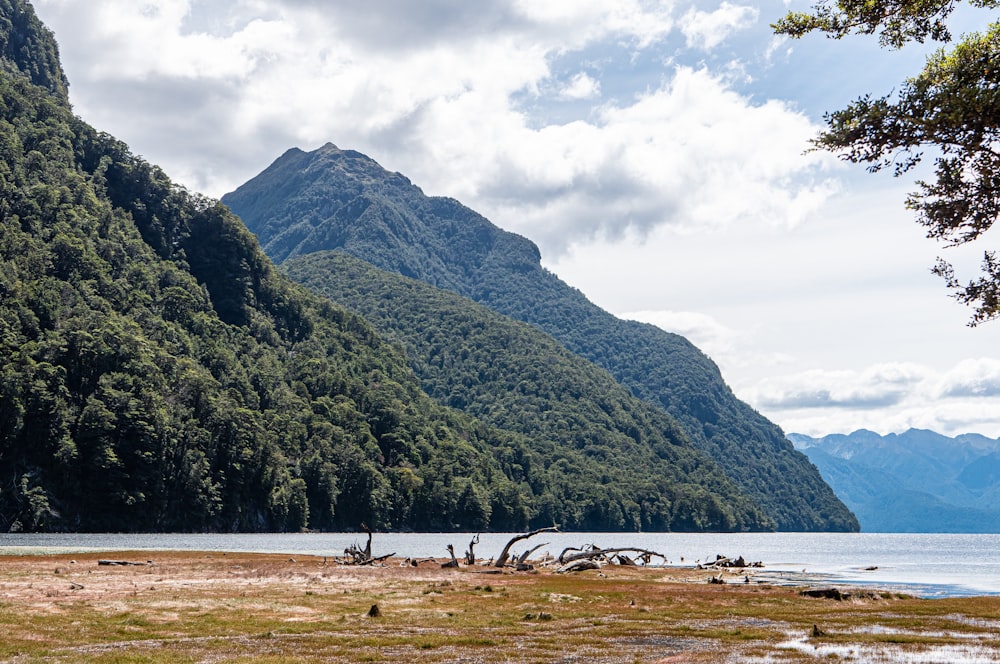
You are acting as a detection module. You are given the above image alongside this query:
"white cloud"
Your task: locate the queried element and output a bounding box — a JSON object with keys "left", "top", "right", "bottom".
{"left": 512, "top": 0, "right": 676, "bottom": 48}
{"left": 749, "top": 364, "right": 928, "bottom": 410}
{"left": 764, "top": 35, "right": 791, "bottom": 63}
{"left": 559, "top": 72, "right": 602, "bottom": 100}
{"left": 47, "top": 0, "right": 290, "bottom": 80}
{"left": 35, "top": 0, "right": 838, "bottom": 255}
{"left": 460, "top": 66, "right": 839, "bottom": 253}
{"left": 938, "top": 358, "right": 1000, "bottom": 398}
{"left": 621, "top": 308, "right": 794, "bottom": 374}
{"left": 679, "top": 2, "right": 759, "bottom": 50}
{"left": 623, "top": 309, "right": 743, "bottom": 357}
{"left": 742, "top": 361, "right": 1000, "bottom": 437}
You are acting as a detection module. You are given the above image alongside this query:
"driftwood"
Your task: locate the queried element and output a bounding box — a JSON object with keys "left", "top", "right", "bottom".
{"left": 556, "top": 559, "right": 602, "bottom": 574}
{"left": 494, "top": 526, "right": 560, "bottom": 568}
{"left": 359, "top": 552, "right": 395, "bottom": 566}
{"left": 402, "top": 558, "right": 436, "bottom": 567}
{"left": 699, "top": 554, "right": 763, "bottom": 570}
{"left": 517, "top": 542, "right": 549, "bottom": 565}
{"left": 557, "top": 546, "right": 665, "bottom": 566}
{"left": 442, "top": 544, "right": 460, "bottom": 568}
{"left": 800, "top": 588, "right": 885, "bottom": 601}
{"left": 343, "top": 524, "right": 373, "bottom": 563}
{"left": 465, "top": 534, "right": 480, "bottom": 566}
{"left": 343, "top": 524, "right": 394, "bottom": 565}
{"left": 98, "top": 560, "right": 150, "bottom": 566}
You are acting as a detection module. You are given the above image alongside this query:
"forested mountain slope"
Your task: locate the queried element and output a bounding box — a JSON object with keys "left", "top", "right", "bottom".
{"left": 0, "top": 0, "right": 769, "bottom": 533}
{"left": 223, "top": 143, "right": 858, "bottom": 532}
{"left": 285, "top": 251, "right": 771, "bottom": 532}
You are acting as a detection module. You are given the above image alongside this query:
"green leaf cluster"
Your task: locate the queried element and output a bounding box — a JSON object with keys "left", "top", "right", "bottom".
{"left": 775, "top": 0, "right": 1000, "bottom": 323}
{"left": 772, "top": 0, "right": 999, "bottom": 48}
{"left": 224, "top": 144, "right": 859, "bottom": 532}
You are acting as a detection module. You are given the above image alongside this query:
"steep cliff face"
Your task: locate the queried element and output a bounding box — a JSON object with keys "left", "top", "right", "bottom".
{"left": 224, "top": 143, "right": 859, "bottom": 532}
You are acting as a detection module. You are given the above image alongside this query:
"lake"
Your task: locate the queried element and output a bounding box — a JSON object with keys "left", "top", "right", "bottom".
{"left": 2, "top": 531, "right": 997, "bottom": 598}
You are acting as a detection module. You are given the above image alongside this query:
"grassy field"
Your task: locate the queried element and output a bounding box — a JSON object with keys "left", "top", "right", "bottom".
{"left": 0, "top": 551, "right": 998, "bottom": 662}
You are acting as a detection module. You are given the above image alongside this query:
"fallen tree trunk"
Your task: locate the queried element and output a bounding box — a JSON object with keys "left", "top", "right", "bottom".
{"left": 359, "top": 552, "right": 395, "bottom": 566}
{"left": 556, "top": 559, "right": 602, "bottom": 574}
{"left": 699, "top": 554, "right": 763, "bottom": 569}
{"left": 557, "top": 546, "right": 665, "bottom": 565}
{"left": 494, "top": 526, "right": 559, "bottom": 568}
{"left": 517, "top": 542, "right": 549, "bottom": 565}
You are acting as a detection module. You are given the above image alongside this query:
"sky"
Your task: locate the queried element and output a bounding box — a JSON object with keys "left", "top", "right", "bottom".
{"left": 30, "top": 0, "right": 1000, "bottom": 439}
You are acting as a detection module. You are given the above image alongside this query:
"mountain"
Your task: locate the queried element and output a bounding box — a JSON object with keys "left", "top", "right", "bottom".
{"left": 284, "top": 251, "right": 772, "bottom": 531}
{"left": 0, "top": 0, "right": 67, "bottom": 97}
{"left": 222, "top": 143, "right": 858, "bottom": 532}
{"left": 789, "top": 430, "right": 1000, "bottom": 532}
{"left": 0, "top": 0, "right": 770, "bottom": 533}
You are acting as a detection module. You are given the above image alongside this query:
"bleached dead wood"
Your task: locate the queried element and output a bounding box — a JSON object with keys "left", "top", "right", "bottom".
{"left": 344, "top": 523, "right": 394, "bottom": 565}
{"left": 556, "top": 559, "right": 602, "bottom": 573}
{"left": 442, "top": 544, "right": 460, "bottom": 568}
{"left": 557, "top": 546, "right": 665, "bottom": 566}
{"left": 698, "top": 554, "right": 763, "bottom": 569}
{"left": 493, "top": 526, "right": 560, "bottom": 568}
{"left": 517, "top": 542, "right": 549, "bottom": 565}
{"left": 465, "top": 534, "right": 480, "bottom": 566}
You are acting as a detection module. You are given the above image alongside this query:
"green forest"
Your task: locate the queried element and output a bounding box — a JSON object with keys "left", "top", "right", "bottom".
{"left": 0, "top": 0, "right": 777, "bottom": 533}
{"left": 285, "top": 251, "right": 772, "bottom": 532}
{"left": 224, "top": 144, "right": 859, "bottom": 532}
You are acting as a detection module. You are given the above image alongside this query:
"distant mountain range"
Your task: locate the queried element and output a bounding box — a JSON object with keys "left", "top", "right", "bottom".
{"left": 223, "top": 143, "right": 858, "bottom": 532}
{"left": 789, "top": 429, "right": 1000, "bottom": 532}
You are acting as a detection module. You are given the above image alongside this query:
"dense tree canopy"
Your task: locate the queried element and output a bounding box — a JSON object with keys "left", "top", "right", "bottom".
{"left": 285, "top": 251, "right": 774, "bottom": 532}
{"left": 775, "top": 0, "right": 1000, "bottom": 323}
{"left": 224, "top": 144, "right": 859, "bottom": 532}
{"left": 0, "top": 0, "right": 781, "bottom": 533}
{"left": 0, "top": 66, "right": 538, "bottom": 532}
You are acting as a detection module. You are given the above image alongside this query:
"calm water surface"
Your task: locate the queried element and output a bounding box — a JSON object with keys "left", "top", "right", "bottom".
{"left": 2, "top": 532, "right": 997, "bottom": 598}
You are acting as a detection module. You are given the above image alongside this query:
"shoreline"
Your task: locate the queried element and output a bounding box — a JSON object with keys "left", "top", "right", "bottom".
{"left": 1, "top": 550, "right": 999, "bottom": 662}
{"left": 2, "top": 544, "right": 993, "bottom": 599}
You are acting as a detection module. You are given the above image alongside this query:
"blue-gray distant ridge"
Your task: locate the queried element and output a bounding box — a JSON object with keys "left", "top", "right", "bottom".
{"left": 789, "top": 429, "right": 1000, "bottom": 532}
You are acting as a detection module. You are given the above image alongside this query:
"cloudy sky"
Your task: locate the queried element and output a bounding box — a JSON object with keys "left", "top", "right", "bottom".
{"left": 31, "top": 0, "right": 1000, "bottom": 438}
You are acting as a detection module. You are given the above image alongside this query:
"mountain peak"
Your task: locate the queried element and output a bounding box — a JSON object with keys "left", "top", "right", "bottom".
{"left": 223, "top": 143, "right": 541, "bottom": 287}
{"left": 224, "top": 144, "right": 859, "bottom": 533}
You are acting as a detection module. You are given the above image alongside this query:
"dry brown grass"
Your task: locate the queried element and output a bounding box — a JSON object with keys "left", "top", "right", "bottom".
{"left": 0, "top": 551, "right": 998, "bottom": 663}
